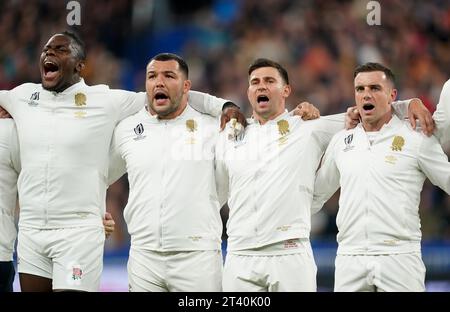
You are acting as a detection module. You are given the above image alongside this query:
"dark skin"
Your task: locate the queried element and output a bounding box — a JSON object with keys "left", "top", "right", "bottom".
{"left": 39, "top": 34, "right": 84, "bottom": 93}
{"left": 19, "top": 34, "right": 86, "bottom": 292}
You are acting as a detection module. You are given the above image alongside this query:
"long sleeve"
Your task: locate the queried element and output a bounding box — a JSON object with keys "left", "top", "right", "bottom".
{"left": 391, "top": 100, "right": 410, "bottom": 120}
{"left": 107, "top": 128, "right": 127, "bottom": 186}
{"left": 113, "top": 91, "right": 146, "bottom": 123}
{"left": 418, "top": 134, "right": 450, "bottom": 194}
{"left": 214, "top": 135, "right": 229, "bottom": 207}
{"left": 313, "top": 113, "right": 345, "bottom": 151}
{"left": 188, "top": 90, "right": 229, "bottom": 118}
{"left": 9, "top": 123, "right": 20, "bottom": 173}
{"left": 0, "top": 91, "right": 12, "bottom": 115}
{"left": 312, "top": 134, "right": 341, "bottom": 214}
{"left": 433, "top": 79, "right": 450, "bottom": 145}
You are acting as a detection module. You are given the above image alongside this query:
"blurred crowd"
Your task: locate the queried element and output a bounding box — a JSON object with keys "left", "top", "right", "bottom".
{"left": 1, "top": 0, "right": 449, "bottom": 251}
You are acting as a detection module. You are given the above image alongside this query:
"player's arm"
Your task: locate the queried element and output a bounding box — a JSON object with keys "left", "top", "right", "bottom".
{"left": 114, "top": 91, "right": 146, "bottom": 122}
{"left": 313, "top": 113, "right": 346, "bottom": 152}
{"left": 418, "top": 134, "right": 450, "bottom": 194}
{"left": 312, "top": 135, "right": 341, "bottom": 214}
{"left": 214, "top": 135, "right": 230, "bottom": 207}
{"left": 9, "top": 123, "right": 20, "bottom": 174}
{"left": 433, "top": 79, "right": 450, "bottom": 145}
{"left": 346, "top": 99, "right": 435, "bottom": 136}
{"left": 291, "top": 102, "right": 321, "bottom": 120}
{"left": 0, "top": 91, "right": 13, "bottom": 117}
{"left": 107, "top": 128, "right": 127, "bottom": 186}
{"left": 187, "top": 91, "right": 247, "bottom": 130}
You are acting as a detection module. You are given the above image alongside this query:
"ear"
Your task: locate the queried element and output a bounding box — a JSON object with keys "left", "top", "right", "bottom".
{"left": 183, "top": 79, "right": 192, "bottom": 93}
{"left": 282, "top": 84, "right": 291, "bottom": 99}
{"left": 390, "top": 88, "right": 397, "bottom": 102}
{"left": 75, "top": 60, "right": 85, "bottom": 74}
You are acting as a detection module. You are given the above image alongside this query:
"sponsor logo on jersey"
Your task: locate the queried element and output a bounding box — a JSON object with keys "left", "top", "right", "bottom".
{"left": 343, "top": 133, "right": 354, "bottom": 152}
{"left": 133, "top": 123, "right": 146, "bottom": 141}
{"left": 28, "top": 92, "right": 40, "bottom": 106}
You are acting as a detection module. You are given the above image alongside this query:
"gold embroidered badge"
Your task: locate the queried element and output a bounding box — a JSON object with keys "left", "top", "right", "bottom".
{"left": 277, "top": 119, "right": 290, "bottom": 145}
{"left": 391, "top": 136, "right": 405, "bottom": 151}
{"left": 186, "top": 119, "right": 197, "bottom": 144}
{"left": 74, "top": 93, "right": 87, "bottom": 106}
{"left": 186, "top": 119, "right": 197, "bottom": 132}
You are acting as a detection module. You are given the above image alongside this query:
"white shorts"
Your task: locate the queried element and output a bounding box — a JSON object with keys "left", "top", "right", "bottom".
{"left": 223, "top": 241, "right": 317, "bottom": 292}
{"left": 17, "top": 226, "right": 105, "bottom": 292}
{"left": 334, "top": 253, "right": 426, "bottom": 292}
{"left": 128, "top": 248, "right": 223, "bottom": 292}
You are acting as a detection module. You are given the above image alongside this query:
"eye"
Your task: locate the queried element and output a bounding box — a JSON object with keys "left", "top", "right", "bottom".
{"left": 371, "top": 85, "right": 381, "bottom": 91}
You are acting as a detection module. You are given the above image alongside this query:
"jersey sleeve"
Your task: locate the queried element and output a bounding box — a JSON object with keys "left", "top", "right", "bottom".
{"left": 113, "top": 91, "right": 146, "bottom": 123}
{"left": 214, "top": 133, "right": 230, "bottom": 207}
{"left": 418, "top": 134, "right": 450, "bottom": 194}
{"left": 313, "top": 113, "right": 345, "bottom": 152}
{"left": 107, "top": 127, "right": 127, "bottom": 186}
{"left": 188, "top": 90, "right": 229, "bottom": 118}
{"left": 391, "top": 100, "right": 410, "bottom": 120}
{"left": 433, "top": 79, "right": 450, "bottom": 145}
{"left": 9, "top": 123, "right": 20, "bottom": 173}
{"left": 312, "top": 134, "right": 341, "bottom": 214}
{"left": 0, "top": 90, "right": 13, "bottom": 115}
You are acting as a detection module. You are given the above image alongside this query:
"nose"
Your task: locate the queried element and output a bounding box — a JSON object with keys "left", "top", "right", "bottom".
{"left": 44, "top": 48, "right": 56, "bottom": 57}
{"left": 362, "top": 87, "right": 372, "bottom": 100}
{"left": 257, "top": 84, "right": 267, "bottom": 92}
{"left": 154, "top": 75, "right": 164, "bottom": 87}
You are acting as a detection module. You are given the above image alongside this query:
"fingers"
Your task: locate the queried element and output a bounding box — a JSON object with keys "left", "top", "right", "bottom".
{"left": 0, "top": 107, "right": 12, "bottom": 119}
{"left": 294, "top": 102, "right": 320, "bottom": 120}
{"left": 409, "top": 110, "right": 417, "bottom": 130}
{"left": 419, "top": 113, "right": 435, "bottom": 136}
{"left": 220, "top": 107, "right": 247, "bottom": 131}
{"left": 345, "top": 106, "right": 360, "bottom": 130}
{"left": 220, "top": 114, "right": 227, "bottom": 131}
{"left": 408, "top": 98, "right": 435, "bottom": 136}
{"left": 103, "top": 212, "right": 115, "bottom": 238}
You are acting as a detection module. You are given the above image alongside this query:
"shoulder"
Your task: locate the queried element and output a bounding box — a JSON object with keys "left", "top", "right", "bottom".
{"left": 115, "top": 109, "right": 145, "bottom": 132}
{"left": 9, "top": 82, "right": 41, "bottom": 94}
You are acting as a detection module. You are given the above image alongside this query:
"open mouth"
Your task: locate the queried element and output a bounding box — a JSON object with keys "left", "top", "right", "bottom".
{"left": 154, "top": 91, "right": 169, "bottom": 105}
{"left": 257, "top": 95, "right": 269, "bottom": 105}
{"left": 363, "top": 103, "right": 375, "bottom": 111}
{"left": 43, "top": 60, "right": 60, "bottom": 80}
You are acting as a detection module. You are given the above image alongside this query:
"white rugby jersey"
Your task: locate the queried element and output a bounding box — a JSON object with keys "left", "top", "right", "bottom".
{"left": 434, "top": 79, "right": 450, "bottom": 145}
{"left": 0, "top": 119, "right": 20, "bottom": 261}
{"left": 0, "top": 80, "right": 145, "bottom": 228}
{"left": 312, "top": 115, "right": 450, "bottom": 255}
{"left": 215, "top": 111, "right": 344, "bottom": 251}
{"left": 109, "top": 105, "right": 224, "bottom": 251}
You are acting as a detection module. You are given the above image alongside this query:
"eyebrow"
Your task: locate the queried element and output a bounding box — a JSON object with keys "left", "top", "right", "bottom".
{"left": 147, "top": 69, "right": 177, "bottom": 74}
{"left": 355, "top": 84, "right": 381, "bottom": 89}
{"left": 250, "top": 76, "right": 276, "bottom": 82}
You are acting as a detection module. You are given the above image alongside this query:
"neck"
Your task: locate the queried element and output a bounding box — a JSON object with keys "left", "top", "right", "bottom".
{"left": 148, "top": 101, "right": 188, "bottom": 120}
{"left": 253, "top": 109, "right": 285, "bottom": 125}
{"left": 362, "top": 112, "right": 393, "bottom": 132}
